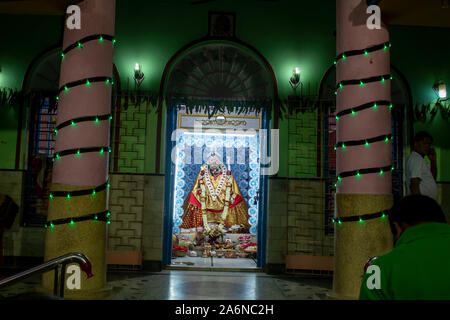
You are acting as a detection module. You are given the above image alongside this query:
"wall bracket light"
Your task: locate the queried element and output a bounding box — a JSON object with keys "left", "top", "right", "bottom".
{"left": 289, "top": 67, "right": 302, "bottom": 91}
{"left": 134, "top": 63, "right": 144, "bottom": 88}
{"left": 433, "top": 80, "right": 447, "bottom": 100}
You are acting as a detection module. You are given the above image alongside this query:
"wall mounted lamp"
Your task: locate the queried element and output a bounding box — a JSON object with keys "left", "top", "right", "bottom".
{"left": 433, "top": 81, "right": 447, "bottom": 99}
{"left": 134, "top": 63, "right": 144, "bottom": 88}
{"left": 289, "top": 67, "right": 301, "bottom": 91}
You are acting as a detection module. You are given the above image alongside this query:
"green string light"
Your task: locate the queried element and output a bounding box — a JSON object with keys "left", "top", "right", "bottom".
{"left": 338, "top": 220, "right": 342, "bottom": 226}
{"left": 351, "top": 110, "right": 356, "bottom": 116}
{"left": 364, "top": 50, "right": 369, "bottom": 56}
{"left": 342, "top": 54, "right": 347, "bottom": 60}
{"left": 360, "top": 81, "right": 365, "bottom": 87}
{"left": 381, "top": 212, "right": 386, "bottom": 219}
{"left": 66, "top": 193, "right": 71, "bottom": 200}
{"left": 86, "top": 79, "right": 91, "bottom": 87}
{"left": 99, "top": 148, "right": 104, "bottom": 155}
{"left": 64, "top": 86, "right": 69, "bottom": 92}
{"left": 78, "top": 42, "right": 83, "bottom": 49}
{"left": 337, "top": 176, "right": 342, "bottom": 182}
{"left": 54, "top": 129, "right": 58, "bottom": 135}
{"left": 56, "top": 153, "right": 61, "bottom": 160}
{"left": 342, "top": 143, "right": 347, "bottom": 150}
{"left": 379, "top": 169, "right": 384, "bottom": 176}
{"left": 339, "top": 83, "right": 343, "bottom": 90}
{"left": 384, "top": 136, "right": 389, "bottom": 143}
{"left": 76, "top": 149, "right": 81, "bottom": 157}
{"left": 358, "top": 217, "right": 364, "bottom": 224}
{"left": 381, "top": 77, "right": 385, "bottom": 83}
{"left": 61, "top": 53, "right": 65, "bottom": 60}
{"left": 389, "top": 103, "right": 393, "bottom": 110}
{"left": 92, "top": 189, "right": 96, "bottom": 197}
{"left": 95, "top": 116, "right": 100, "bottom": 124}
{"left": 105, "top": 78, "right": 110, "bottom": 85}
{"left": 50, "top": 222, "right": 55, "bottom": 229}
{"left": 335, "top": 116, "right": 339, "bottom": 122}
{"left": 99, "top": 36, "right": 104, "bottom": 43}
{"left": 70, "top": 219, "right": 75, "bottom": 226}
{"left": 49, "top": 193, "right": 54, "bottom": 200}
{"left": 112, "top": 39, "right": 116, "bottom": 46}
{"left": 71, "top": 120, "right": 76, "bottom": 127}
{"left": 365, "top": 140, "right": 370, "bottom": 147}
{"left": 356, "top": 171, "right": 361, "bottom": 178}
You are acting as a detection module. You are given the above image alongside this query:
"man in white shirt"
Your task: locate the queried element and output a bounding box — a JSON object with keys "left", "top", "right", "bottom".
{"left": 405, "top": 131, "right": 438, "bottom": 200}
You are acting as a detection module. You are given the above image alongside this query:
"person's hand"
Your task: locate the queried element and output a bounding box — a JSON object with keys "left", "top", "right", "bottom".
{"left": 428, "top": 148, "right": 436, "bottom": 162}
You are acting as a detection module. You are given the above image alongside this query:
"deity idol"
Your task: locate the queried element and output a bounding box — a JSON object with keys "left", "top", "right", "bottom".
{"left": 179, "top": 155, "right": 250, "bottom": 232}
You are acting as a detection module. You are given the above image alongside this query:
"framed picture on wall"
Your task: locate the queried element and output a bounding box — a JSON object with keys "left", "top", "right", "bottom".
{"left": 208, "top": 12, "right": 236, "bottom": 38}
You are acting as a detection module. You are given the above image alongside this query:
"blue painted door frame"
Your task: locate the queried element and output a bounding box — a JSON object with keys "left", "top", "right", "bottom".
{"left": 162, "top": 107, "right": 269, "bottom": 268}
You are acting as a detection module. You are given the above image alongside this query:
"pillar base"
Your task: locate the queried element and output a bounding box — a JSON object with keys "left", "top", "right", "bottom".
{"left": 326, "top": 291, "right": 358, "bottom": 300}
{"left": 332, "top": 193, "right": 393, "bottom": 300}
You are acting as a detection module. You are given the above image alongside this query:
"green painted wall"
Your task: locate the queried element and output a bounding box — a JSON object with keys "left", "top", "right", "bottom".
{"left": 0, "top": 14, "right": 62, "bottom": 89}
{"left": 0, "top": 2, "right": 449, "bottom": 180}
{"left": 113, "top": 0, "right": 335, "bottom": 176}
{"left": 390, "top": 25, "right": 450, "bottom": 182}
{"left": 0, "top": 14, "right": 62, "bottom": 169}
{"left": 0, "top": 104, "right": 20, "bottom": 168}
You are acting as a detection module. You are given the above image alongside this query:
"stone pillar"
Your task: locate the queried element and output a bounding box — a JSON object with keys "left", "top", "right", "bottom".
{"left": 39, "top": 0, "right": 115, "bottom": 299}
{"left": 330, "top": 0, "right": 393, "bottom": 299}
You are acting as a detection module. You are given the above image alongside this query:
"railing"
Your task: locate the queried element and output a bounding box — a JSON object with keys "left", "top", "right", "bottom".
{"left": 0, "top": 252, "right": 93, "bottom": 299}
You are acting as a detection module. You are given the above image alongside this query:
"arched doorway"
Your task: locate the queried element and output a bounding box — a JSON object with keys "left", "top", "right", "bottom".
{"left": 162, "top": 41, "right": 276, "bottom": 269}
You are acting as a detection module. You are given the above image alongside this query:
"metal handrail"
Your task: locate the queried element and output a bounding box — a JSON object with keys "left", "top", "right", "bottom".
{"left": 0, "top": 252, "right": 93, "bottom": 299}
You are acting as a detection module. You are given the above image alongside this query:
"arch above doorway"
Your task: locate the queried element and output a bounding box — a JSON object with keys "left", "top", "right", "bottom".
{"left": 165, "top": 43, "right": 273, "bottom": 102}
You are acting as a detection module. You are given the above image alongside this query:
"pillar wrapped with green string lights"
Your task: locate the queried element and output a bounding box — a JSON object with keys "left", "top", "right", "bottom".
{"left": 38, "top": 0, "right": 116, "bottom": 299}
{"left": 330, "top": 0, "right": 394, "bottom": 300}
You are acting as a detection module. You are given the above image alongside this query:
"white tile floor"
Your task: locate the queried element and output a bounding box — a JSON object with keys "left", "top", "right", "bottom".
{"left": 109, "top": 270, "right": 332, "bottom": 300}
{"left": 0, "top": 269, "right": 332, "bottom": 300}
{"left": 170, "top": 255, "right": 258, "bottom": 269}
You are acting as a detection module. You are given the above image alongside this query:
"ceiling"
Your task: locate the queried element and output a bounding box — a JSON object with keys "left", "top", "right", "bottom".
{"left": 380, "top": 0, "right": 450, "bottom": 28}
{"left": 0, "top": 0, "right": 71, "bottom": 15}
{"left": 0, "top": 0, "right": 449, "bottom": 28}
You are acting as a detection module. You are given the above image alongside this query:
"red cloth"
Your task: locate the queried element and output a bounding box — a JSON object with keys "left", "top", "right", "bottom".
{"left": 187, "top": 192, "right": 243, "bottom": 211}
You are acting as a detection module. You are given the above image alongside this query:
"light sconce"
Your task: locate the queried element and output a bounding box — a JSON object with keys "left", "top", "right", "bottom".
{"left": 134, "top": 63, "right": 144, "bottom": 88}
{"left": 289, "top": 67, "right": 302, "bottom": 91}
{"left": 433, "top": 81, "right": 447, "bottom": 99}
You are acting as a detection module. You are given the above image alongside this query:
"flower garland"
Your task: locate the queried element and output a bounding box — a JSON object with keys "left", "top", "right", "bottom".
{"left": 199, "top": 164, "right": 233, "bottom": 232}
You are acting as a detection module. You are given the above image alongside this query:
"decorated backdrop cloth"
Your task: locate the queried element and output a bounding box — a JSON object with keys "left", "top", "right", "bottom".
{"left": 180, "top": 164, "right": 250, "bottom": 229}
{"left": 172, "top": 132, "right": 260, "bottom": 235}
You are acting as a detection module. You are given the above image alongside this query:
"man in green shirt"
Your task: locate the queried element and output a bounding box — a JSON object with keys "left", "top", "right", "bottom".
{"left": 359, "top": 195, "right": 450, "bottom": 299}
